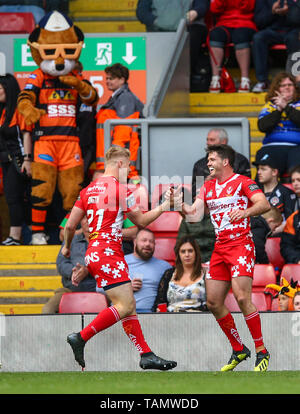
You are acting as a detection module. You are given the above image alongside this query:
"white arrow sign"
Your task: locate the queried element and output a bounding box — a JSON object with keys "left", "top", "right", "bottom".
{"left": 122, "top": 42, "right": 137, "bottom": 65}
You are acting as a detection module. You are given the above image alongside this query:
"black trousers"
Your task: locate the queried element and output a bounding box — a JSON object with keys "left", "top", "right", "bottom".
{"left": 1, "top": 160, "right": 31, "bottom": 227}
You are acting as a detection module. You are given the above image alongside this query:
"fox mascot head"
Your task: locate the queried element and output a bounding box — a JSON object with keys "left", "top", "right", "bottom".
{"left": 17, "top": 10, "right": 98, "bottom": 125}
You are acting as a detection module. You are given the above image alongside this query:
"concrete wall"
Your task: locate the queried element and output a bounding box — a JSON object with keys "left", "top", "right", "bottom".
{"left": 1, "top": 312, "right": 300, "bottom": 372}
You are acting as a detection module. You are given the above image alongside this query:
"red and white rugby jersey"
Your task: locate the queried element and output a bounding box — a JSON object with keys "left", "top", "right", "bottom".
{"left": 75, "top": 176, "right": 137, "bottom": 247}
{"left": 198, "top": 174, "right": 262, "bottom": 243}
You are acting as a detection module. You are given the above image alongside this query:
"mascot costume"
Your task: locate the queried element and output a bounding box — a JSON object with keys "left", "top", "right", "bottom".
{"left": 17, "top": 11, "right": 98, "bottom": 244}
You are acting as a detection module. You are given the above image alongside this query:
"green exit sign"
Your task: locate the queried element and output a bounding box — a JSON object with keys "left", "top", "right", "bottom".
{"left": 14, "top": 36, "right": 146, "bottom": 72}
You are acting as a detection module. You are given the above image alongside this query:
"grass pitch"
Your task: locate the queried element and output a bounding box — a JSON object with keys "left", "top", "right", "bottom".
{"left": 0, "top": 371, "right": 300, "bottom": 394}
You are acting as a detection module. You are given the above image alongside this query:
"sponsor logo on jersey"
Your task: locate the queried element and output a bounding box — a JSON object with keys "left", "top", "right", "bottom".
{"left": 85, "top": 251, "right": 100, "bottom": 265}
{"left": 88, "top": 196, "right": 99, "bottom": 204}
{"left": 87, "top": 183, "right": 107, "bottom": 194}
{"left": 270, "top": 196, "right": 280, "bottom": 206}
{"left": 248, "top": 183, "right": 259, "bottom": 192}
{"left": 47, "top": 104, "right": 76, "bottom": 117}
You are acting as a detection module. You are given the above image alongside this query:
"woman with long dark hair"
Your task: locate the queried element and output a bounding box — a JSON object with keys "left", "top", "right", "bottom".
{"left": 0, "top": 73, "right": 31, "bottom": 245}
{"left": 152, "top": 236, "right": 207, "bottom": 312}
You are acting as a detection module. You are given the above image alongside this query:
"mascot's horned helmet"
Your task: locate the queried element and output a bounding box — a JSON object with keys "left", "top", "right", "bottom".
{"left": 27, "top": 10, "right": 84, "bottom": 76}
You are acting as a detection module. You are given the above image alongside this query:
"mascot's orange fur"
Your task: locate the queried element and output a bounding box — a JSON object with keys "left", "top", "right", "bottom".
{"left": 17, "top": 11, "right": 98, "bottom": 244}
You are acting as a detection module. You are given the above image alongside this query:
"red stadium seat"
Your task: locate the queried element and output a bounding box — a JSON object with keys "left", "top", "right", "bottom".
{"left": 59, "top": 292, "right": 108, "bottom": 314}
{"left": 0, "top": 12, "right": 35, "bottom": 34}
{"left": 265, "top": 237, "right": 285, "bottom": 270}
{"left": 127, "top": 183, "right": 149, "bottom": 211}
{"left": 147, "top": 211, "right": 182, "bottom": 238}
{"left": 251, "top": 292, "right": 269, "bottom": 311}
{"left": 252, "top": 264, "right": 277, "bottom": 291}
{"left": 271, "top": 298, "right": 279, "bottom": 311}
{"left": 224, "top": 292, "right": 240, "bottom": 312}
{"left": 225, "top": 291, "right": 269, "bottom": 312}
{"left": 280, "top": 264, "right": 300, "bottom": 284}
{"left": 151, "top": 183, "right": 192, "bottom": 209}
{"left": 154, "top": 237, "right": 176, "bottom": 265}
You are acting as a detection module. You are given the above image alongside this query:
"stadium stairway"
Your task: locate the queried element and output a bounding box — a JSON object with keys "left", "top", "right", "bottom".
{"left": 189, "top": 91, "right": 266, "bottom": 179}
{"left": 69, "top": 0, "right": 145, "bottom": 33}
{"left": 0, "top": 245, "right": 61, "bottom": 314}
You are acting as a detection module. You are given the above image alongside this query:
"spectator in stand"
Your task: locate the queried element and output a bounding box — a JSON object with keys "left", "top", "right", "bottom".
{"left": 252, "top": 0, "right": 300, "bottom": 93}
{"left": 255, "top": 72, "right": 300, "bottom": 179}
{"left": 208, "top": 0, "right": 257, "bottom": 93}
{"left": 290, "top": 165, "right": 300, "bottom": 210}
{"left": 75, "top": 62, "right": 97, "bottom": 187}
{"left": 192, "top": 128, "right": 251, "bottom": 200}
{"left": 136, "top": 0, "right": 194, "bottom": 31}
{"left": 42, "top": 216, "right": 103, "bottom": 314}
{"left": 250, "top": 207, "right": 283, "bottom": 264}
{"left": 253, "top": 153, "right": 297, "bottom": 234}
{"left": 280, "top": 165, "right": 300, "bottom": 264}
{"left": 152, "top": 235, "right": 207, "bottom": 312}
{"left": 293, "top": 291, "right": 300, "bottom": 310}
{"left": 266, "top": 277, "right": 300, "bottom": 310}
{"left": 0, "top": 74, "right": 31, "bottom": 246}
{"left": 136, "top": 0, "right": 211, "bottom": 92}
{"left": 125, "top": 228, "right": 172, "bottom": 313}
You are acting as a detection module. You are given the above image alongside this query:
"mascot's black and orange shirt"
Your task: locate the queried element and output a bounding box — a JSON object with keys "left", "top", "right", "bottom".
{"left": 24, "top": 68, "right": 82, "bottom": 142}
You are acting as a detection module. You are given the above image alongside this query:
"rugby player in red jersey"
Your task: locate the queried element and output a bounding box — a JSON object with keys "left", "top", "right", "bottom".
{"left": 63, "top": 146, "right": 177, "bottom": 371}
{"left": 178, "top": 144, "right": 271, "bottom": 372}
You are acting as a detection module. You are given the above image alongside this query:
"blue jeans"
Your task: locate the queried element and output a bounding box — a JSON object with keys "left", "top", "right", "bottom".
{"left": 252, "top": 28, "right": 300, "bottom": 82}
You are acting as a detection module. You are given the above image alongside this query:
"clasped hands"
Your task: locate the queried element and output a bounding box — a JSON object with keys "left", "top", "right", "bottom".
{"left": 71, "top": 262, "right": 89, "bottom": 286}
{"left": 163, "top": 185, "right": 184, "bottom": 211}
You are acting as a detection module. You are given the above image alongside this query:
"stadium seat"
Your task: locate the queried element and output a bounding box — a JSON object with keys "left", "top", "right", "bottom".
{"left": 0, "top": 12, "right": 35, "bottom": 33}
{"left": 59, "top": 292, "right": 108, "bottom": 314}
{"left": 127, "top": 183, "right": 149, "bottom": 211}
{"left": 280, "top": 264, "right": 300, "bottom": 283}
{"left": 153, "top": 237, "right": 177, "bottom": 265}
{"left": 271, "top": 298, "right": 279, "bottom": 311}
{"left": 225, "top": 291, "right": 269, "bottom": 312}
{"left": 224, "top": 292, "right": 240, "bottom": 312}
{"left": 251, "top": 292, "right": 269, "bottom": 311}
{"left": 147, "top": 211, "right": 182, "bottom": 238}
{"left": 151, "top": 183, "right": 192, "bottom": 209}
{"left": 265, "top": 237, "right": 285, "bottom": 270}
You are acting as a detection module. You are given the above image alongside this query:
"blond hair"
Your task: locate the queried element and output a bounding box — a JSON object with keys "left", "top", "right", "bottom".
{"left": 262, "top": 207, "right": 283, "bottom": 224}
{"left": 105, "top": 146, "right": 130, "bottom": 163}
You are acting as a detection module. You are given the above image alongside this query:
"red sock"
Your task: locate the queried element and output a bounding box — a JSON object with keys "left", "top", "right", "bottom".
{"left": 244, "top": 311, "right": 266, "bottom": 352}
{"left": 122, "top": 315, "right": 152, "bottom": 355}
{"left": 80, "top": 306, "right": 120, "bottom": 342}
{"left": 217, "top": 312, "right": 244, "bottom": 352}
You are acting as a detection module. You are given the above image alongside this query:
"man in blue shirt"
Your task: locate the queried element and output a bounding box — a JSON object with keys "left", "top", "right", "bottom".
{"left": 125, "top": 228, "right": 172, "bottom": 312}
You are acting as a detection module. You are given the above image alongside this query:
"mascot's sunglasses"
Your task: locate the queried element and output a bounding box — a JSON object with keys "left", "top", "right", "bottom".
{"left": 28, "top": 41, "right": 83, "bottom": 60}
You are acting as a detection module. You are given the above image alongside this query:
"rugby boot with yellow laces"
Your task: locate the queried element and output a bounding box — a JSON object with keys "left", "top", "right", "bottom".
{"left": 254, "top": 350, "right": 270, "bottom": 372}
{"left": 221, "top": 345, "right": 251, "bottom": 372}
